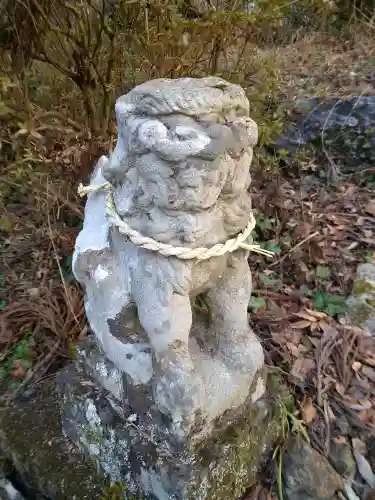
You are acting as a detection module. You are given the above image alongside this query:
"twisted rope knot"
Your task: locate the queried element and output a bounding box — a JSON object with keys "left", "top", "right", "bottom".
{"left": 78, "top": 182, "right": 274, "bottom": 261}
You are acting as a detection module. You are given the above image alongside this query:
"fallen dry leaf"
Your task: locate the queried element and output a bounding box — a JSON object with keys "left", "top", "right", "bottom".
{"left": 286, "top": 341, "right": 300, "bottom": 357}
{"left": 364, "top": 357, "right": 375, "bottom": 367}
{"left": 365, "top": 201, "right": 375, "bottom": 217}
{"left": 348, "top": 400, "right": 372, "bottom": 411}
{"left": 310, "top": 322, "right": 318, "bottom": 333}
{"left": 362, "top": 366, "right": 375, "bottom": 384}
{"left": 334, "top": 436, "right": 346, "bottom": 444}
{"left": 352, "top": 438, "right": 375, "bottom": 488}
{"left": 352, "top": 438, "right": 367, "bottom": 455}
{"left": 335, "top": 383, "right": 347, "bottom": 397}
{"left": 290, "top": 320, "right": 312, "bottom": 329}
{"left": 291, "top": 357, "right": 315, "bottom": 381}
{"left": 309, "top": 337, "right": 320, "bottom": 348}
{"left": 327, "top": 403, "right": 336, "bottom": 422}
{"left": 358, "top": 409, "right": 371, "bottom": 423}
{"left": 304, "top": 308, "right": 328, "bottom": 320}
{"left": 301, "top": 397, "right": 317, "bottom": 424}
{"left": 293, "top": 311, "right": 318, "bottom": 322}
{"left": 317, "top": 319, "right": 330, "bottom": 331}
{"left": 271, "top": 331, "right": 286, "bottom": 345}
{"left": 352, "top": 361, "right": 362, "bottom": 372}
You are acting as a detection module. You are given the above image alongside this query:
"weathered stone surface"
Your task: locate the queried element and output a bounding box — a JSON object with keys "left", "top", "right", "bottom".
{"left": 73, "top": 77, "right": 264, "bottom": 429}
{"left": 68, "top": 76, "right": 271, "bottom": 498}
{"left": 275, "top": 95, "right": 375, "bottom": 174}
{"left": 282, "top": 437, "right": 344, "bottom": 500}
{"left": 0, "top": 380, "right": 104, "bottom": 499}
{"left": 0, "top": 478, "right": 25, "bottom": 500}
{"left": 329, "top": 438, "right": 356, "bottom": 480}
{"left": 0, "top": 450, "right": 25, "bottom": 499}
{"left": 58, "top": 339, "right": 280, "bottom": 499}
{"left": 347, "top": 262, "right": 375, "bottom": 334}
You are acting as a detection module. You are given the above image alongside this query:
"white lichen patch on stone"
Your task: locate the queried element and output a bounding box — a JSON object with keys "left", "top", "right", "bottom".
{"left": 95, "top": 360, "right": 123, "bottom": 401}
{"left": 0, "top": 479, "right": 23, "bottom": 500}
{"left": 85, "top": 399, "right": 102, "bottom": 427}
{"left": 94, "top": 264, "right": 109, "bottom": 282}
{"left": 139, "top": 468, "right": 170, "bottom": 500}
{"left": 251, "top": 377, "right": 266, "bottom": 403}
{"left": 78, "top": 400, "right": 133, "bottom": 484}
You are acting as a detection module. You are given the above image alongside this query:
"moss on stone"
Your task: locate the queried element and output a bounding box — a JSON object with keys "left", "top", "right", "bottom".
{"left": 85, "top": 427, "right": 106, "bottom": 446}
{"left": 353, "top": 279, "right": 375, "bottom": 297}
{"left": 347, "top": 300, "right": 374, "bottom": 326}
{"left": 189, "top": 395, "right": 282, "bottom": 500}
{"left": 0, "top": 380, "right": 105, "bottom": 500}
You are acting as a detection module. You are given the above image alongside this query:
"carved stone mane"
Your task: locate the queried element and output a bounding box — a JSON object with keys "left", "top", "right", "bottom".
{"left": 103, "top": 77, "right": 258, "bottom": 247}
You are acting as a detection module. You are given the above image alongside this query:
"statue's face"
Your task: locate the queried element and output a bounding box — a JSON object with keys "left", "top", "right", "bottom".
{"left": 103, "top": 98, "right": 258, "bottom": 189}
{"left": 104, "top": 114, "right": 213, "bottom": 185}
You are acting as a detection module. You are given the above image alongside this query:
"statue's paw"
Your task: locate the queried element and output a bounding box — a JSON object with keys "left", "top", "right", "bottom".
{"left": 154, "top": 366, "right": 200, "bottom": 422}
{"left": 219, "top": 333, "right": 264, "bottom": 376}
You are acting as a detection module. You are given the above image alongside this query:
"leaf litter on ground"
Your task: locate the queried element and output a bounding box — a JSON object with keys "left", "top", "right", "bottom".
{"left": 250, "top": 169, "right": 375, "bottom": 459}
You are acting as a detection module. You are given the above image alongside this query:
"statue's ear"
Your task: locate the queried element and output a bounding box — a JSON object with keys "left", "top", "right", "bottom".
{"left": 196, "top": 123, "right": 234, "bottom": 159}
{"left": 228, "top": 118, "right": 258, "bottom": 149}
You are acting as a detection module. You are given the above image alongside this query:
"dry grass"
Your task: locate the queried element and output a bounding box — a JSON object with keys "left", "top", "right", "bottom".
{"left": 276, "top": 30, "right": 375, "bottom": 102}
{"left": 0, "top": 283, "right": 85, "bottom": 349}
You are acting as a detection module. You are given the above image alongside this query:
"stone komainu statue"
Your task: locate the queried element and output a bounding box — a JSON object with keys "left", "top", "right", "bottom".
{"left": 73, "top": 77, "right": 264, "bottom": 426}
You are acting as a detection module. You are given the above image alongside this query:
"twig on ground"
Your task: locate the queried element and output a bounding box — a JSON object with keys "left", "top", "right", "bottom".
{"left": 316, "top": 327, "right": 341, "bottom": 407}
{"left": 254, "top": 289, "right": 304, "bottom": 302}
{"left": 323, "top": 397, "right": 331, "bottom": 457}
{"left": 46, "top": 178, "right": 81, "bottom": 328}
{"left": 6, "top": 340, "right": 61, "bottom": 404}
{"left": 270, "top": 231, "right": 320, "bottom": 267}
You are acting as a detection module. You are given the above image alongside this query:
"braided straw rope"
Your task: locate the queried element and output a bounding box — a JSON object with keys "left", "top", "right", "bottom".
{"left": 78, "top": 183, "right": 274, "bottom": 261}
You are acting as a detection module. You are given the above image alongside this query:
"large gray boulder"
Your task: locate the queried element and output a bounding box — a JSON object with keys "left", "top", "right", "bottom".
{"left": 275, "top": 96, "right": 375, "bottom": 174}
{"left": 282, "top": 437, "right": 343, "bottom": 500}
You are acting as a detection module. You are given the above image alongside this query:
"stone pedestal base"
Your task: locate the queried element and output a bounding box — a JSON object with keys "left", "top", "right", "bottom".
{"left": 57, "top": 338, "right": 281, "bottom": 500}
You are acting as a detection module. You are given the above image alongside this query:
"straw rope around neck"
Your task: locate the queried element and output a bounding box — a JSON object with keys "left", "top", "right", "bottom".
{"left": 77, "top": 182, "right": 274, "bottom": 261}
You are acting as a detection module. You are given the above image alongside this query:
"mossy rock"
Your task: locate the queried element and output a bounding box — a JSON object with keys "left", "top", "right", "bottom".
{"left": 0, "top": 381, "right": 105, "bottom": 499}
{"left": 275, "top": 96, "right": 375, "bottom": 175}
{"left": 189, "top": 396, "right": 282, "bottom": 499}
{"left": 346, "top": 263, "right": 375, "bottom": 333}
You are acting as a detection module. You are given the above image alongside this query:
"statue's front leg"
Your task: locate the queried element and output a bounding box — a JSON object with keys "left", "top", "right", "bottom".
{"left": 132, "top": 264, "right": 200, "bottom": 425}
{"left": 207, "top": 251, "right": 264, "bottom": 377}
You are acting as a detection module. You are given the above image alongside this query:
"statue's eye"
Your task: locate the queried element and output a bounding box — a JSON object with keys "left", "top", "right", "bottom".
{"left": 175, "top": 127, "right": 197, "bottom": 141}
{"left": 168, "top": 195, "right": 178, "bottom": 206}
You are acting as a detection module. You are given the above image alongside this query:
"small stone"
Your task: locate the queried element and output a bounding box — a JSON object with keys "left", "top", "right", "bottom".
{"left": 282, "top": 437, "right": 343, "bottom": 500}
{"left": 335, "top": 413, "right": 351, "bottom": 436}
{"left": 347, "top": 263, "right": 375, "bottom": 335}
{"left": 329, "top": 438, "right": 356, "bottom": 479}
{"left": 368, "top": 437, "right": 375, "bottom": 472}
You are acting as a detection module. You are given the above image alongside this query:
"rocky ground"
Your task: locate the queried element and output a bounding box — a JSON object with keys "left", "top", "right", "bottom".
{"left": 1, "top": 19, "right": 375, "bottom": 500}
